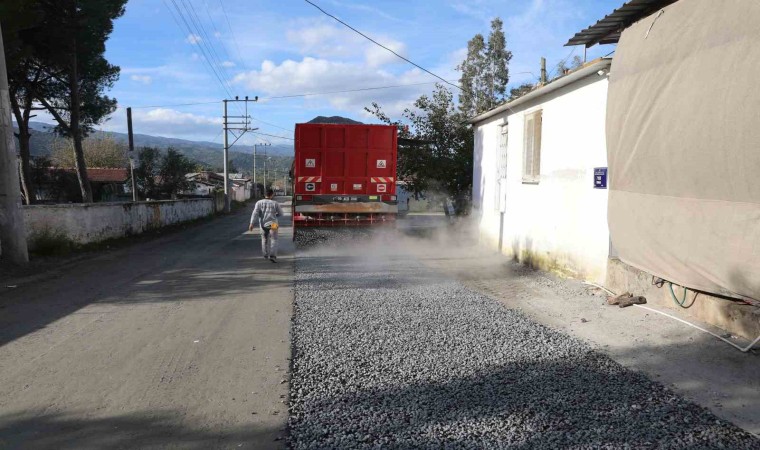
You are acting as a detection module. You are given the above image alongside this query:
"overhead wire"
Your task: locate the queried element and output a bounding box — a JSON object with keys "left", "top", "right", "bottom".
{"left": 165, "top": 0, "right": 236, "bottom": 102}
{"left": 303, "top": 0, "right": 460, "bottom": 90}
{"left": 218, "top": 0, "right": 247, "bottom": 71}
{"left": 179, "top": 0, "right": 244, "bottom": 115}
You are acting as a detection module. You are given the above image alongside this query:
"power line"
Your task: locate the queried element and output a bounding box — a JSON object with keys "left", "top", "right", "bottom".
{"left": 259, "top": 80, "right": 452, "bottom": 100}
{"left": 218, "top": 0, "right": 247, "bottom": 71}
{"left": 179, "top": 0, "right": 243, "bottom": 115}
{"left": 252, "top": 131, "right": 294, "bottom": 141}
{"left": 303, "top": 0, "right": 460, "bottom": 90}
{"left": 249, "top": 117, "right": 293, "bottom": 132}
{"left": 202, "top": 0, "right": 234, "bottom": 65}
{"left": 165, "top": 0, "right": 236, "bottom": 101}
{"left": 118, "top": 100, "right": 222, "bottom": 109}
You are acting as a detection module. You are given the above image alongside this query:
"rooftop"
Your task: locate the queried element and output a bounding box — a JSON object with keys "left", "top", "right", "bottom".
{"left": 565, "top": 0, "right": 678, "bottom": 47}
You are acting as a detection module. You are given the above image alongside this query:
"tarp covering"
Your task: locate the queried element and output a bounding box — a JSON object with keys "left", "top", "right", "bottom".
{"left": 606, "top": 0, "right": 760, "bottom": 301}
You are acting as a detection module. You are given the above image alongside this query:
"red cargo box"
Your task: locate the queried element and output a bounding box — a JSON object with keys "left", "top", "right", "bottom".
{"left": 294, "top": 123, "right": 397, "bottom": 196}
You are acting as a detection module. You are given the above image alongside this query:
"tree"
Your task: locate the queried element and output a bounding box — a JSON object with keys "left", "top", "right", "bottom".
{"left": 131, "top": 147, "right": 194, "bottom": 200}
{"left": 457, "top": 18, "right": 512, "bottom": 117}
{"left": 0, "top": 0, "right": 50, "bottom": 204}
{"left": 158, "top": 148, "right": 194, "bottom": 199}
{"left": 30, "top": 0, "right": 126, "bottom": 203}
{"left": 366, "top": 84, "right": 473, "bottom": 214}
{"left": 554, "top": 55, "right": 583, "bottom": 78}
{"left": 51, "top": 134, "right": 127, "bottom": 168}
{"left": 508, "top": 82, "right": 536, "bottom": 101}
{"left": 132, "top": 147, "right": 161, "bottom": 200}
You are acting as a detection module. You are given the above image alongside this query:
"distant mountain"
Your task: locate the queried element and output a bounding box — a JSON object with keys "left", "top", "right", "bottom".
{"left": 306, "top": 116, "right": 363, "bottom": 124}
{"left": 23, "top": 121, "right": 293, "bottom": 157}
{"left": 16, "top": 121, "right": 293, "bottom": 176}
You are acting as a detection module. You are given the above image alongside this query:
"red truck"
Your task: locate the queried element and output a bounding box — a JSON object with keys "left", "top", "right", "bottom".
{"left": 292, "top": 123, "right": 398, "bottom": 234}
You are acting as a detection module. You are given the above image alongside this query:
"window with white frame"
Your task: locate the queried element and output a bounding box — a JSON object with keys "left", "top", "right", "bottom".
{"left": 495, "top": 123, "right": 508, "bottom": 211}
{"left": 522, "top": 110, "right": 542, "bottom": 183}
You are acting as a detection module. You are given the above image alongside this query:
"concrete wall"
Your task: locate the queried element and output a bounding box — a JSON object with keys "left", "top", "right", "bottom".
{"left": 23, "top": 199, "right": 214, "bottom": 246}
{"left": 473, "top": 74, "right": 610, "bottom": 283}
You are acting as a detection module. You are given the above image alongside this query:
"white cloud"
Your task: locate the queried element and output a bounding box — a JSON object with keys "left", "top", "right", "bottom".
{"left": 130, "top": 74, "right": 153, "bottom": 84}
{"left": 365, "top": 39, "right": 407, "bottom": 68}
{"left": 234, "top": 57, "right": 451, "bottom": 118}
{"left": 221, "top": 60, "right": 236, "bottom": 68}
{"left": 186, "top": 33, "right": 202, "bottom": 45}
{"left": 104, "top": 108, "right": 223, "bottom": 140}
{"left": 286, "top": 22, "right": 362, "bottom": 59}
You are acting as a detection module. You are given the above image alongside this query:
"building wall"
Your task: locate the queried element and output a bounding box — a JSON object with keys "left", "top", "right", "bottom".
{"left": 23, "top": 199, "right": 214, "bottom": 246}
{"left": 473, "top": 74, "right": 610, "bottom": 283}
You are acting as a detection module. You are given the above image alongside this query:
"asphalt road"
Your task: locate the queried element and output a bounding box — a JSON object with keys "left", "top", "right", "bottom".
{"left": 0, "top": 198, "right": 293, "bottom": 449}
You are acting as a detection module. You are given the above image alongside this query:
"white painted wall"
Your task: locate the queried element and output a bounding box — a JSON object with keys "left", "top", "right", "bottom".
{"left": 23, "top": 199, "right": 214, "bottom": 246}
{"left": 472, "top": 74, "right": 610, "bottom": 283}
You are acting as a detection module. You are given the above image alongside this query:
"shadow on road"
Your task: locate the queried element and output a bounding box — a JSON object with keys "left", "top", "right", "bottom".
{"left": 0, "top": 410, "right": 279, "bottom": 449}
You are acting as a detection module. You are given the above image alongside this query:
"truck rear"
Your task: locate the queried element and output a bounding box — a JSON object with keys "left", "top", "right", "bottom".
{"left": 292, "top": 123, "right": 398, "bottom": 235}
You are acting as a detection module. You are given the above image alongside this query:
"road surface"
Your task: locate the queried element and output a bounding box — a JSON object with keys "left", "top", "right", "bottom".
{"left": 0, "top": 198, "right": 293, "bottom": 449}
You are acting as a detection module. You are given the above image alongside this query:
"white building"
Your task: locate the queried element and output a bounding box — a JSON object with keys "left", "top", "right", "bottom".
{"left": 470, "top": 58, "right": 611, "bottom": 283}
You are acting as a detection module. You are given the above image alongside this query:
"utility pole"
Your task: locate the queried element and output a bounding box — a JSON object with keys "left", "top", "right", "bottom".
{"left": 252, "top": 142, "right": 269, "bottom": 199}
{"left": 540, "top": 57, "right": 547, "bottom": 84}
{"left": 127, "top": 107, "right": 137, "bottom": 201}
{"left": 222, "top": 95, "right": 258, "bottom": 212}
{"left": 263, "top": 146, "right": 268, "bottom": 192}
{"left": 0, "top": 23, "right": 29, "bottom": 264}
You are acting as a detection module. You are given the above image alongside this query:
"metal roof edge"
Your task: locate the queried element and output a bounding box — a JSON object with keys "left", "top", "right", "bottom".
{"left": 467, "top": 58, "right": 612, "bottom": 125}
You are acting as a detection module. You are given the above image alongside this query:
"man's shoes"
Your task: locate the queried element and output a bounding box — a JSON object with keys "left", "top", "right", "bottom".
{"left": 269, "top": 256, "right": 277, "bottom": 263}
{"left": 263, "top": 254, "right": 269, "bottom": 260}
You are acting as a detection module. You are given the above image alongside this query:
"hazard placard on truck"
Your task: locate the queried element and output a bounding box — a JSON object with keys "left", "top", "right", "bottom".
{"left": 292, "top": 123, "right": 398, "bottom": 231}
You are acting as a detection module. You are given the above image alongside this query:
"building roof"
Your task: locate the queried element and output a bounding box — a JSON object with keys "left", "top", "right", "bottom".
{"left": 468, "top": 58, "right": 612, "bottom": 125}
{"left": 85, "top": 168, "right": 129, "bottom": 183}
{"left": 565, "top": 0, "right": 678, "bottom": 47}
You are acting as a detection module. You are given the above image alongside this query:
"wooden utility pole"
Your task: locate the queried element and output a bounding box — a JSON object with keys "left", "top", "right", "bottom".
{"left": 0, "top": 22, "right": 29, "bottom": 264}
{"left": 540, "top": 57, "right": 547, "bottom": 84}
{"left": 127, "top": 107, "right": 137, "bottom": 201}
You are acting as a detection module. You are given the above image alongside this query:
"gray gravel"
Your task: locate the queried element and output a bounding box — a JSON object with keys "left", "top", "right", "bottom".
{"left": 289, "top": 240, "right": 760, "bottom": 449}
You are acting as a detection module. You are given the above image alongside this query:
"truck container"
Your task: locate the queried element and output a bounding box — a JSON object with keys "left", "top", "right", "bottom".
{"left": 292, "top": 123, "right": 398, "bottom": 233}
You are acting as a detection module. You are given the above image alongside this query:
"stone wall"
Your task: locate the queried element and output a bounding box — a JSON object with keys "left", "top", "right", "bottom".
{"left": 23, "top": 199, "right": 214, "bottom": 246}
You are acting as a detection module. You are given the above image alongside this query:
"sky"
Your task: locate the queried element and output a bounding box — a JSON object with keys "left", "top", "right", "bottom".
{"left": 49, "top": 0, "right": 619, "bottom": 147}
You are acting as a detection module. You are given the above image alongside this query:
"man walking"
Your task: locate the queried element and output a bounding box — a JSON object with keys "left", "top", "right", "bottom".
{"left": 249, "top": 189, "right": 283, "bottom": 262}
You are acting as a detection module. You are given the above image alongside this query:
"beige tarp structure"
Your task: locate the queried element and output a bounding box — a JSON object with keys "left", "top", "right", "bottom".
{"left": 607, "top": 0, "right": 760, "bottom": 301}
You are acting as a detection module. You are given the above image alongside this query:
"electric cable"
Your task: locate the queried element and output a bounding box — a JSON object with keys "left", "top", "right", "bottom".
{"left": 303, "top": 0, "right": 459, "bottom": 90}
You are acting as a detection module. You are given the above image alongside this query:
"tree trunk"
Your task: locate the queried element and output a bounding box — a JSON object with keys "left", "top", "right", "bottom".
{"left": 17, "top": 127, "right": 33, "bottom": 204}
{"left": 9, "top": 95, "right": 34, "bottom": 204}
{"left": 68, "top": 37, "right": 92, "bottom": 203}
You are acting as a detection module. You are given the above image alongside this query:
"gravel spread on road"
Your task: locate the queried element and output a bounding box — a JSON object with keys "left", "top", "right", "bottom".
{"left": 289, "top": 240, "right": 760, "bottom": 449}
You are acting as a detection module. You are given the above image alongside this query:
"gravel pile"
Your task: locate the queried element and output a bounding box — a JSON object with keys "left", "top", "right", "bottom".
{"left": 289, "top": 249, "right": 760, "bottom": 449}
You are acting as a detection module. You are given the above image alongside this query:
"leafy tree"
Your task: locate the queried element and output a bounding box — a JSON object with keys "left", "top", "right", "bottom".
{"left": 158, "top": 148, "right": 194, "bottom": 199}
{"left": 1, "top": 0, "right": 51, "bottom": 203}
{"left": 366, "top": 84, "right": 473, "bottom": 214}
{"left": 29, "top": 0, "right": 126, "bottom": 203}
{"left": 554, "top": 55, "right": 584, "bottom": 78}
{"left": 51, "top": 135, "right": 127, "bottom": 168}
{"left": 132, "top": 147, "right": 161, "bottom": 200}
{"left": 131, "top": 147, "right": 195, "bottom": 200}
{"left": 457, "top": 18, "right": 512, "bottom": 117}
{"left": 508, "top": 82, "right": 536, "bottom": 101}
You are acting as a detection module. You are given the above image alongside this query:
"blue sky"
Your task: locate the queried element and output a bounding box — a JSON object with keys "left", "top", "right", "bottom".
{"left": 78, "top": 0, "right": 619, "bottom": 146}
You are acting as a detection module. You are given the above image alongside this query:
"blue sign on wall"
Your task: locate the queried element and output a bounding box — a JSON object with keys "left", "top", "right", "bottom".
{"left": 594, "top": 167, "right": 607, "bottom": 189}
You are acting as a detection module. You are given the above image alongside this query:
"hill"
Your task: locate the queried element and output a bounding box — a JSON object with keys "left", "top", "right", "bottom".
{"left": 16, "top": 121, "right": 293, "bottom": 176}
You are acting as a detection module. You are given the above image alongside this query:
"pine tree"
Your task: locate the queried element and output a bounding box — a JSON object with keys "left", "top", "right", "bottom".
{"left": 457, "top": 18, "right": 512, "bottom": 117}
